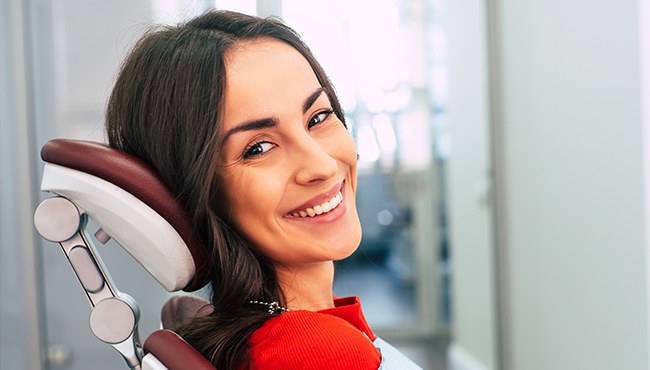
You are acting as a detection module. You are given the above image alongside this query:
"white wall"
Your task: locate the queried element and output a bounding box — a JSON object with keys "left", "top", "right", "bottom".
{"left": 446, "top": 0, "right": 499, "bottom": 369}
{"left": 447, "top": 0, "right": 650, "bottom": 369}
{"left": 492, "top": 0, "right": 650, "bottom": 369}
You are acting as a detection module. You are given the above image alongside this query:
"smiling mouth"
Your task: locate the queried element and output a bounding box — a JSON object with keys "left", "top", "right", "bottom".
{"left": 290, "top": 191, "right": 343, "bottom": 218}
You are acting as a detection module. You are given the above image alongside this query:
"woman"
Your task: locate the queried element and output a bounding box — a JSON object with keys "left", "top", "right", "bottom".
{"left": 106, "top": 10, "right": 421, "bottom": 370}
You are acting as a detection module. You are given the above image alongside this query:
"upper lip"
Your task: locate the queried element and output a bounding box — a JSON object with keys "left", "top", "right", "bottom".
{"left": 287, "top": 181, "right": 344, "bottom": 215}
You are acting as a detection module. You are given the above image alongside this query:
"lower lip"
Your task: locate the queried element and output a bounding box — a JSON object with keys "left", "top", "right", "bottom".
{"left": 285, "top": 186, "right": 347, "bottom": 224}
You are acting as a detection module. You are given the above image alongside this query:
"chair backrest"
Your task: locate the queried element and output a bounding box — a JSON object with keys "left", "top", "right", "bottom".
{"left": 142, "top": 295, "right": 216, "bottom": 370}
{"left": 143, "top": 330, "right": 216, "bottom": 370}
{"left": 35, "top": 139, "right": 216, "bottom": 369}
{"left": 161, "top": 295, "right": 214, "bottom": 331}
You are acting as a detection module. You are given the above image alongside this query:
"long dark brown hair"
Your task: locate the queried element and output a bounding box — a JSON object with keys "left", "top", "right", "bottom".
{"left": 105, "top": 10, "right": 345, "bottom": 370}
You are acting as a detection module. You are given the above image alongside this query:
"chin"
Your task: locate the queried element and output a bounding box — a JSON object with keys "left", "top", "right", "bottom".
{"left": 335, "top": 248, "right": 359, "bottom": 262}
{"left": 333, "top": 224, "right": 362, "bottom": 261}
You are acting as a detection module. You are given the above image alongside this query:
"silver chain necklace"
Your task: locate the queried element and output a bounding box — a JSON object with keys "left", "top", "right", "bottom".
{"left": 249, "top": 300, "right": 290, "bottom": 314}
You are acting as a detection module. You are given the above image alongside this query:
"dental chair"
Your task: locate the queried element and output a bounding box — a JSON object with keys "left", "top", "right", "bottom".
{"left": 33, "top": 139, "right": 216, "bottom": 370}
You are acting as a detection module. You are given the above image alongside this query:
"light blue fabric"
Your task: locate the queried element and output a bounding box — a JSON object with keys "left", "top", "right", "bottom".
{"left": 374, "top": 337, "right": 423, "bottom": 370}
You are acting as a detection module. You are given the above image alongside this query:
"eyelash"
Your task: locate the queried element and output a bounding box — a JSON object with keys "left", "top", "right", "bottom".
{"left": 242, "top": 141, "right": 274, "bottom": 159}
{"left": 241, "top": 108, "right": 336, "bottom": 160}
{"left": 308, "top": 108, "right": 335, "bottom": 128}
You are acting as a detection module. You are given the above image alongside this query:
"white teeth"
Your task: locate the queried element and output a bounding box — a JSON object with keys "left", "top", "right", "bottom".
{"left": 292, "top": 191, "right": 343, "bottom": 218}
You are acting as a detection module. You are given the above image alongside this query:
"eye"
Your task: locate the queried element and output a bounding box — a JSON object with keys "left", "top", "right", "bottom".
{"left": 242, "top": 141, "right": 275, "bottom": 159}
{"left": 308, "top": 108, "right": 335, "bottom": 128}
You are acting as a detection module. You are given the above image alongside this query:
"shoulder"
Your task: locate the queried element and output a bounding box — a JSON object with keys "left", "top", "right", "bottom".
{"left": 247, "top": 310, "right": 381, "bottom": 370}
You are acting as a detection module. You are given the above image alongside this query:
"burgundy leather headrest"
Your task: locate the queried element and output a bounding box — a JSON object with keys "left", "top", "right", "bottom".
{"left": 41, "top": 139, "right": 210, "bottom": 291}
{"left": 144, "top": 329, "right": 216, "bottom": 370}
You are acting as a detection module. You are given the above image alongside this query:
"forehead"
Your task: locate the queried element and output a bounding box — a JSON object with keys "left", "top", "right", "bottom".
{"left": 224, "top": 37, "right": 314, "bottom": 82}
{"left": 222, "top": 38, "right": 322, "bottom": 125}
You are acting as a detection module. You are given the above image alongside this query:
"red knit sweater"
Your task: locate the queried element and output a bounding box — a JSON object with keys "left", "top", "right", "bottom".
{"left": 245, "top": 296, "right": 381, "bottom": 370}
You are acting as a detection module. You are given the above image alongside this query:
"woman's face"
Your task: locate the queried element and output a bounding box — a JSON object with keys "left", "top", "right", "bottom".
{"left": 219, "top": 38, "right": 362, "bottom": 267}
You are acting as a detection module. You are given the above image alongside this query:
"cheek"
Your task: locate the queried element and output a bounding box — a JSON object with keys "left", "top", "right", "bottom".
{"left": 332, "top": 130, "right": 358, "bottom": 187}
{"left": 222, "top": 169, "right": 282, "bottom": 229}
{"left": 323, "top": 126, "right": 357, "bottom": 164}
{"left": 343, "top": 134, "right": 358, "bottom": 163}
{"left": 220, "top": 170, "right": 255, "bottom": 226}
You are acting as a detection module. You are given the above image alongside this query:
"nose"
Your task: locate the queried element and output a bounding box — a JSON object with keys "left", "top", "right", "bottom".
{"left": 293, "top": 135, "right": 338, "bottom": 185}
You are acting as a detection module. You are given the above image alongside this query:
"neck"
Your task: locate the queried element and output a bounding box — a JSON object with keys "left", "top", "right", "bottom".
{"left": 275, "top": 261, "right": 335, "bottom": 311}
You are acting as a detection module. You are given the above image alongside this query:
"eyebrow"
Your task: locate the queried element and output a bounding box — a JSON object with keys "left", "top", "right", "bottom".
{"left": 222, "top": 87, "right": 328, "bottom": 144}
{"left": 303, "top": 87, "right": 326, "bottom": 114}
